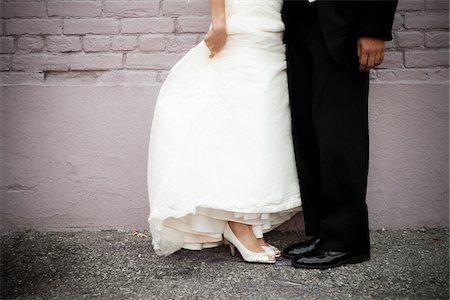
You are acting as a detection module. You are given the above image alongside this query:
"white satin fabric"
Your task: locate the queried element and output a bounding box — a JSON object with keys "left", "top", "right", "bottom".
{"left": 147, "top": 0, "right": 302, "bottom": 256}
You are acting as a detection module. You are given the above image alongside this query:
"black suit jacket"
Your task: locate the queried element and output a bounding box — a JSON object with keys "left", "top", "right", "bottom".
{"left": 282, "top": 0, "right": 399, "bottom": 67}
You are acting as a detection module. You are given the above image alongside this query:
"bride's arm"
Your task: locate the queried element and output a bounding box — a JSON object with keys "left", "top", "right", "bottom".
{"left": 204, "top": 0, "right": 227, "bottom": 58}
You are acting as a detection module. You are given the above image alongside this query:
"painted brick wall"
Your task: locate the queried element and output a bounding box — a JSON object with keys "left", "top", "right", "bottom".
{"left": 0, "top": 0, "right": 448, "bottom": 83}
{"left": 0, "top": 0, "right": 448, "bottom": 231}
{"left": 0, "top": 0, "right": 213, "bottom": 84}
{"left": 374, "top": 0, "right": 449, "bottom": 81}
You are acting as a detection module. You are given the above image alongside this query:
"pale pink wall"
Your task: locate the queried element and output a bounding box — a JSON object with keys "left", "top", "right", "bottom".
{"left": 0, "top": 0, "right": 448, "bottom": 231}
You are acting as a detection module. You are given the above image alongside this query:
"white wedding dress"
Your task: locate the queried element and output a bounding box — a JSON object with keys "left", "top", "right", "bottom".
{"left": 147, "top": 0, "right": 302, "bottom": 256}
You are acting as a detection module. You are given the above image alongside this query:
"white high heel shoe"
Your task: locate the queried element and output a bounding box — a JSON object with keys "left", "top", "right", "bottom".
{"left": 223, "top": 223, "right": 276, "bottom": 264}
{"left": 225, "top": 238, "right": 280, "bottom": 258}
{"left": 261, "top": 244, "right": 282, "bottom": 258}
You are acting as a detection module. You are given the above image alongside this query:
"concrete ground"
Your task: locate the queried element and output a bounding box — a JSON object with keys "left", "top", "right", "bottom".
{"left": 1, "top": 228, "right": 448, "bottom": 299}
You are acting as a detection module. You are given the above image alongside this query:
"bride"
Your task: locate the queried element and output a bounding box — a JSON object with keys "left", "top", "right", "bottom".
{"left": 147, "top": 0, "right": 302, "bottom": 263}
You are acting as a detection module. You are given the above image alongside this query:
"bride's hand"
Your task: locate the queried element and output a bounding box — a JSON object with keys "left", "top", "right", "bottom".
{"left": 204, "top": 24, "right": 227, "bottom": 59}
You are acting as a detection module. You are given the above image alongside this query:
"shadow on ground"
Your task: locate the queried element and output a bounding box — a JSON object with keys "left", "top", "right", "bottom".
{"left": 1, "top": 228, "right": 448, "bottom": 299}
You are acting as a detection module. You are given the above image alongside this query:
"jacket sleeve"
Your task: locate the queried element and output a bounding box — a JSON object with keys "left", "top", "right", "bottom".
{"left": 357, "top": 0, "right": 399, "bottom": 41}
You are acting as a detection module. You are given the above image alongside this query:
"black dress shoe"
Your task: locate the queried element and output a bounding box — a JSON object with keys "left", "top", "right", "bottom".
{"left": 282, "top": 237, "right": 321, "bottom": 259}
{"left": 292, "top": 248, "right": 370, "bottom": 270}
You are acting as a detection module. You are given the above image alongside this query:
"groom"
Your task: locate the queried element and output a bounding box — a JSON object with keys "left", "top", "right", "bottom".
{"left": 281, "top": 0, "right": 398, "bottom": 269}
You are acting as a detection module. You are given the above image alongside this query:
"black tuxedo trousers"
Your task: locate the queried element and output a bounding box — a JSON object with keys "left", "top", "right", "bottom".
{"left": 285, "top": 2, "right": 370, "bottom": 255}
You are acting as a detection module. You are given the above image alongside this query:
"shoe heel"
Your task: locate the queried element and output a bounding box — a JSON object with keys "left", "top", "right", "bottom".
{"left": 229, "top": 243, "right": 236, "bottom": 257}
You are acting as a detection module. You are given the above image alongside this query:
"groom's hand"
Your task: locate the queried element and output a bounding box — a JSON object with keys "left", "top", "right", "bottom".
{"left": 357, "top": 37, "right": 385, "bottom": 72}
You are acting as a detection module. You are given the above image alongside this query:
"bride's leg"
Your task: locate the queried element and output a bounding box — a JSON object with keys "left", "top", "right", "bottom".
{"left": 257, "top": 237, "right": 269, "bottom": 246}
{"left": 228, "top": 221, "right": 266, "bottom": 253}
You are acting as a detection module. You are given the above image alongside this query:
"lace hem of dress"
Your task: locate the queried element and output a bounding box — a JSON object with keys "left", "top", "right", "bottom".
{"left": 148, "top": 195, "right": 302, "bottom": 256}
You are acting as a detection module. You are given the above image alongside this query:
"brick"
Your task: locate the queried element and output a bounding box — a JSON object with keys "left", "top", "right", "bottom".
{"left": 10, "top": 53, "right": 123, "bottom": 71}
{"left": 425, "top": 0, "right": 449, "bottom": 10}
{"left": 46, "top": 36, "right": 82, "bottom": 52}
{"left": 17, "top": 36, "right": 44, "bottom": 52}
{"left": 68, "top": 53, "right": 123, "bottom": 70}
{"left": 126, "top": 53, "right": 181, "bottom": 69}
{"left": 112, "top": 35, "right": 138, "bottom": 51}
{"left": 64, "top": 19, "right": 120, "bottom": 35}
{"left": 5, "top": 19, "right": 62, "bottom": 35}
{"left": 104, "top": 1, "right": 159, "bottom": 17}
{"left": 385, "top": 40, "right": 395, "bottom": 50}
{"left": 376, "top": 68, "right": 449, "bottom": 82}
{"left": 11, "top": 54, "right": 70, "bottom": 71}
{"left": 369, "top": 69, "right": 378, "bottom": 80}
{"left": 121, "top": 18, "right": 175, "bottom": 34}
{"left": 405, "top": 50, "right": 449, "bottom": 67}
{"left": 397, "top": 0, "right": 425, "bottom": 11}
{"left": 404, "top": 12, "right": 449, "bottom": 29}
{"left": 1, "top": 2, "right": 47, "bottom": 18}
{"left": 394, "top": 31, "right": 424, "bottom": 48}
{"left": 83, "top": 35, "right": 111, "bottom": 52}
{"left": 177, "top": 16, "right": 210, "bottom": 33}
{"left": 0, "top": 37, "right": 15, "bottom": 54}
{"left": 43, "top": 69, "right": 159, "bottom": 85}
{"left": 161, "top": 0, "right": 209, "bottom": 16}
{"left": 47, "top": 2, "right": 102, "bottom": 17}
{"left": 42, "top": 71, "right": 103, "bottom": 84}
{"left": 165, "top": 34, "right": 199, "bottom": 52}
{"left": 195, "top": 34, "right": 205, "bottom": 43}
{"left": 377, "top": 51, "right": 404, "bottom": 69}
{"left": 0, "top": 72, "right": 44, "bottom": 84}
{"left": 392, "top": 13, "right": 404, "bottom": 31}
{"left": 0, "top": 55, "right": 11, "bottom": 71}
{"left": 139, "top": 35, "right": 166, "bottom": 51}
{"left": 425, "top": 32, "right": 449, "bottom": 47}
